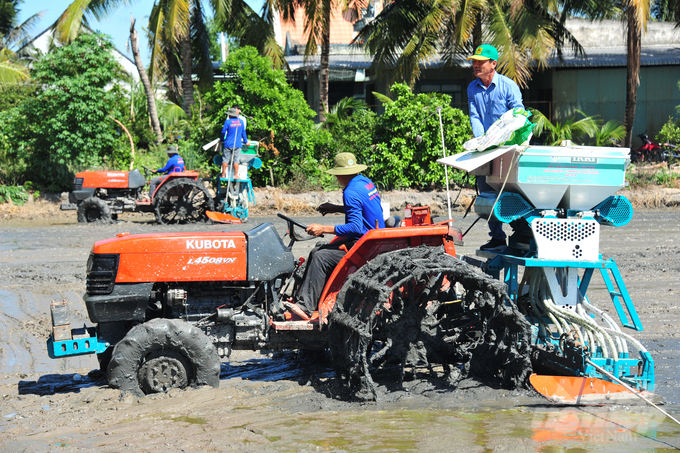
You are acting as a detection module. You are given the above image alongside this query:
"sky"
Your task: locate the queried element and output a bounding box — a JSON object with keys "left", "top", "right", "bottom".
{"left": 17, "top": 0, "right": 264, "bottom": 65}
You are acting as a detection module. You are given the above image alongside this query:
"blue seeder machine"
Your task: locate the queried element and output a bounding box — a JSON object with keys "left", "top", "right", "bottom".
{"left": 441, "top": 144, "right": 654, "bottom": 403}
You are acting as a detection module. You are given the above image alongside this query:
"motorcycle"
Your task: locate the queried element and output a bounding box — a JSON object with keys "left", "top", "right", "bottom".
{"left": 631, "top": 132, "right": 663, "bottom": 163}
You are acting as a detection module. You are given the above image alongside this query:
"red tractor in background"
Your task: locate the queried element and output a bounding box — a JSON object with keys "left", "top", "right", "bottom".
{"left": 60, "top": 167, "right": 214, "bottom": 224}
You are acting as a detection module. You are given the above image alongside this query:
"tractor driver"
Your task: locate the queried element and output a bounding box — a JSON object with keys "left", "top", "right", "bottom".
{"left": 148, "top": 145, "right": 185, "bottom": 199}
{"left": 284, "top": 153, "right": 385, "bottom": 320}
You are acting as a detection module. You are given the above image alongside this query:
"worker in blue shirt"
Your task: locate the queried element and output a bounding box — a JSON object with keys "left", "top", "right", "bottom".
{"left": 221, "top": 107, "right": 248, "bottom": 179}
{"left": 148, "top": 145, "right": 185, "bottom": 198}
{"left": 467, "top": 44, "right": 524, "bottom": 251}
{"left": 284, "top": 153, "right": 385, "bottom": 320}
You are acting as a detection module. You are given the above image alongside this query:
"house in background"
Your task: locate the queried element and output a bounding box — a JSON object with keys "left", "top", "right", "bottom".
{"left": 17, "top": 26, "right": 138, "bottom": 81}
{"left": 279, "top": 11, "right": 680, "bottom": 146}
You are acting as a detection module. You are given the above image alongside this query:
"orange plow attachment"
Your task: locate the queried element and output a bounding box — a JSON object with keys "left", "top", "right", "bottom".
{"left": 530, "top": 374, "right": 655, "bottom": 405}
{"left": 206, "top": 211, "right": 242, "bottom": 224}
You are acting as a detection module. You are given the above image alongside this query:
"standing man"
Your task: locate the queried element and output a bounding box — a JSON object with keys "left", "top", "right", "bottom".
{"left": 221, "top": 107, "right": 248, "bottom": 179}
{"left": 284, "top": 152, "right": 385, "bottom": 320}
{"left": 467, "top": 44, "right": 524, "bottom": 251}
{"left": 233, "top": 104, "right": 247, "bottom": 131}
{"left": 148, "top": 145, "right": 185, "bottom": 199}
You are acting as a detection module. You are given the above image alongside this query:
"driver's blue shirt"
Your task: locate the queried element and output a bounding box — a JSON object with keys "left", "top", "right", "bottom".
{"left": 157, "top": 154, "right": 185, "bottom": 174}
{"left": 334, "top": 174, "right": 385, "bottom": 239}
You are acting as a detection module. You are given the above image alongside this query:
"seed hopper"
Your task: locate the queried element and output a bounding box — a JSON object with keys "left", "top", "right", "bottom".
{"left": 439, "top": 144, "right": 655, "bottom": 404}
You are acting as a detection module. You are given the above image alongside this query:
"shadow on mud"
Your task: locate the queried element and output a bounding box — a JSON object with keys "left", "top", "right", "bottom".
{"left": 18, "top": 371, "right": 106, "bottom": 396}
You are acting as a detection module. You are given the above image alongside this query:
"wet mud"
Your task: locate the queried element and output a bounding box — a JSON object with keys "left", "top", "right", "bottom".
{"left": 1, "top": 210, "right": 680, "bottom": 451}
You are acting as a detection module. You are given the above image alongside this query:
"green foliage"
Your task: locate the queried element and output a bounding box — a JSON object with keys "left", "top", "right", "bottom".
{"left": 206, "top": 47, "right": 333, "bottom": 187}
{"left": 530, "top": 109, "right": 599, "bottom": 145}
{"left": 0, "top": 184, "right": 28, "bottom": 204}
{"left": 0, "top": 82, "right": 34, "bottom": 111}
{"left": 595, "top": 120, "right": 626, "bottom": 146}
{"left": 368, "top": 83, "right": 472, "bottom": 190}
{"left": 2, "top": 33, "right": 123, "bottom": 190}
{"left": 654, "top": 169, "right": 679, "bottom": 187}
{"left": 656, "top": 118, "right": 680, "bottom": 145}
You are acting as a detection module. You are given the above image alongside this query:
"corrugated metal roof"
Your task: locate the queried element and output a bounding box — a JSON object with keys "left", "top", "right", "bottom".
{"left": 285, "top": 45, "right": 680, "bottom": 71}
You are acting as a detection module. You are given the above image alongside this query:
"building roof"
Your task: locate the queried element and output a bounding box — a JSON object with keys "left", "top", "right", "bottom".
{"left": 284, "top": 18, "right": 680, "bottom": 71}
{"left": 17, "top": 26, "right": 138, "bottom": 80}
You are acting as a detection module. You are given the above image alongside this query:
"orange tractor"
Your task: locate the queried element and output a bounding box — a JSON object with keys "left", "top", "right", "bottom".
{"left": 60, "top": 167, "right": 214, "bottom": 224}
{"left": 47, "top": 209, "right": 532, "bottom": 400}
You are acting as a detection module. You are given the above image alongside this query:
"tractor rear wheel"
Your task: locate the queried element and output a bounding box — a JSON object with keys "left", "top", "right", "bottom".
{"left": 77, "top": 197, "right": 112, "bottom": 223}
{"left": 153, "top": 179, "right": 214, "bottom": 224}
{"left": 107, "top": 319, "right": 220, "bottom": 397}
{"left": 328, "top": 246, "right": 533, "bottom": 400}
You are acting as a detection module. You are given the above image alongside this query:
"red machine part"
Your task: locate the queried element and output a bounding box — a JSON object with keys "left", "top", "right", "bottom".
{"left": 92, "top": 231, "right": 247, "bottom": 282}
{"left": 403, "top": 205, "right": 432, "bottom": 226}
{"left": 78, "top": 171, "right": 129, "bottom": 189}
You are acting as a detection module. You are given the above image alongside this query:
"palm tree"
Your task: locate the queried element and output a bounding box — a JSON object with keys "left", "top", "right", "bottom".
{"left": 355, "top": 0, "right": 590, "bottom": 88}
{"left": 530, "top": 109, "right": 600, "bottom": 145}
{"left": 0, "top": 0, "right": 42, "bottom": 85}
{"left": 55, "top": 0, "right": 284, "bottom": 118}
{"left": 622, "top": 0, "right": 652, "bottom": 147}
{"left": 595, "top": 119, "right": 626, "bottom": 146}
{"left": 276, "top": 0, "right": 366, "bottom": 119}
{"left": 316, "top": 96, "right": 368, "bottom": 130}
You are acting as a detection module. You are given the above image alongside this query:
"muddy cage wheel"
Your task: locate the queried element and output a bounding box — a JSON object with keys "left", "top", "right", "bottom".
{"left": 328, "top": 246, "right": 533, "bottom": 401}
{"left": 107, "top": 319, "right": 220, "bottom": 397}
{"left": 77, "top": 197, "right": 111, "bottom": 223}
{"left": 153, "top": 179, "right": 214, "bottom": 224}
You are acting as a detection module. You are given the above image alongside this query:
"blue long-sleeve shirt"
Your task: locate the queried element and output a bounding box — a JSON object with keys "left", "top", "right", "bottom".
{"left": 467, "top": 72, "right": 524, "bottom": 137}
{"left": 221, "top": 117, "right": 248, "bottom": 148}
{"left": 334, "top": 174, "right": 385, "bottom": 239}
{"left": 157, "top": 154, "right": 185, "bottom": 174}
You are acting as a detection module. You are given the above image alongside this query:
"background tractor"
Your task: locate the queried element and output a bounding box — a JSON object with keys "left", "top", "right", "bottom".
{"left": 60, "top": 167, "right": 214, "bottom": 225}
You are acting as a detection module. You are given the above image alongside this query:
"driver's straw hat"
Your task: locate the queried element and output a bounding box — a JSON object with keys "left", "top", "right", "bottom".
{"left": 325, "top": 153, "right": 367, "bottom": 175}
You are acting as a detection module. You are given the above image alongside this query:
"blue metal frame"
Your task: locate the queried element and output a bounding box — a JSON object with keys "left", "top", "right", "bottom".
{"left": 217, "top": 177, "right": 256, "bottom": 221}
{"left": 47, "top": 327, "right": 109, "bottom": 359}
{"left": 484, "top": 192, "right": 654, "bottom": 391}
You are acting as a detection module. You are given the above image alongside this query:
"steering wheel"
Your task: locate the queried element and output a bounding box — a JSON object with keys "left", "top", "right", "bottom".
{"left": 141, "top": 165, "right": 154, "bottom": 178}
{"left": 277, "top": 213, "right": 323, "bottom": 248}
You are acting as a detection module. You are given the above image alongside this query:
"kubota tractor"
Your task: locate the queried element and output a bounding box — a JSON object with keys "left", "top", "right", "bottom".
{"left": 47, "top": 210, "right": 533, "bottom": 400}
{"left": 60, "top": 167, "right": 214, "bottom": 225}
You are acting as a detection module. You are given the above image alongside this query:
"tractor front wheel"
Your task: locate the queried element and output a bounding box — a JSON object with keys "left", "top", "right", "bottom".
{"left": 153, "top": 179, "right": 214, "bottom": 224}
{"left": 76, "top": 197, "right": 112, "bottom": 223}
{"left": 107, "top": 319, "right": 220, "bottom": 397}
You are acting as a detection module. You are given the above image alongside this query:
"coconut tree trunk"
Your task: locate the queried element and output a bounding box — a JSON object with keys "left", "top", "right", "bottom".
{"left": 624, "top": 7, "right": 641, "bottom": 148}
{"left": 181, "top": 33, "right": 194, "bottom": 117}
{"left": 130, "top": 16, "right": 163, "bottom": 144}
{"left": 473, "top": 16, "right": 483, "bottom": 49}
{"left": 319, "top": 4, "right": 331, "bottom": 121}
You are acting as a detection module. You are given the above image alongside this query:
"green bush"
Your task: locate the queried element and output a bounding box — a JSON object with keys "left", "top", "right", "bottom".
{"left": 369, "top": 83, "right": 472, "bottom": 190}
{"left": 0, "top": 185, "right": 29, "bottom": 205}
{"left": 2, "top": 33, "right": 124, "bottom": 190}
{"left": 656, "top": 118, "right": 680, "bottom": 145}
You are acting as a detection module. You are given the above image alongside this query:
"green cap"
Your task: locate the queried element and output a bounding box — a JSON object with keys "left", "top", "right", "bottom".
{"left": 325, "top": 152, "right": 367, "bottom": 175}
{"left": 467, "top": 44, "right": 498, "bottom": 61}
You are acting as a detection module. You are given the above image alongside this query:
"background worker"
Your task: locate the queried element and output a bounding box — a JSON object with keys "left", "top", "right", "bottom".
{"left": 285, "top": 153, "right": 385, "bottom": 320}
{"left": 233, "top": 104, "right": 247, "bottom": 130}
{"left": 221, "top": 107, "right": 248, "bottom": 179}
{"left": 148, "top": 145, "right": 185, "bottom": 198}
{"left": 467, "top": 44, "right": 524, "bottom": 251}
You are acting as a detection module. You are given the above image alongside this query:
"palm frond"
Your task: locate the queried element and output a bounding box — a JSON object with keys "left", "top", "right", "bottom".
{"left": 0, "top": 57, "right": 30, "bottom": 85}
{"left": 54, "top": 0, "right": 92, "bottom": 43}
{"left": 596, "top": 120, "right": 626, "bottom": 146}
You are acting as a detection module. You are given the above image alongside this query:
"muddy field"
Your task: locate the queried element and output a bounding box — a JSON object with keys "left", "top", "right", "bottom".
{"left": 1, "top": 207, "right": 680, "bottom": 452}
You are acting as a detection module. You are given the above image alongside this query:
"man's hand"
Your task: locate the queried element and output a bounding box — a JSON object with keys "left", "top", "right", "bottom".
{"left": 306, "top": 224, "right": 334, "bottom": 236}
{"left": 317, "top": 202, "right": 344, "bottom": 216}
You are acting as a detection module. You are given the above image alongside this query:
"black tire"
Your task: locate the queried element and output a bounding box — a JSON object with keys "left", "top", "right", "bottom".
{"left": 153, "top": 178, "right": 214, "bottom": 224}
{"left": 328, "top": 246, "right": 533, "bottom": 400}
{"left": 107, "top": 318, "right": 220, "bottom": 397}
{"left": 76, "top": 197, "right": 112, "bottom": 223}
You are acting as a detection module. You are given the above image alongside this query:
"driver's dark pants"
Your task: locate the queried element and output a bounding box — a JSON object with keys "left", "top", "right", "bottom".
{"left": 296, "top": 238, "right": 356, "bottom": 315}
{"left": 148, "top": 176, "right": 167, "bottom": 199}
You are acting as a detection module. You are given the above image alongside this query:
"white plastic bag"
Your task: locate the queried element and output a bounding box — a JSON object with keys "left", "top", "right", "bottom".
{"left": 464, "top": 108, "right": 532, "bottom": 152}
